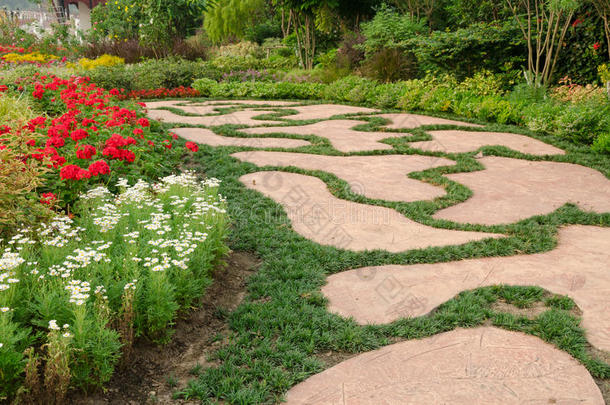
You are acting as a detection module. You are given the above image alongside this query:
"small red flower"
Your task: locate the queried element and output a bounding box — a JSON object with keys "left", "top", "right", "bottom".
{"left": 60, "top": 164, "right": 87, "bottom": 180}
{"left": 26, "top": 139, "right": 36, "bottom": 147}
{"left": 88, "top": 160, "right": 110, "bottom": 176}
{"left": 137, "top": 118, "right": 150, "bottom": 127}
{"left": 76, "top": 144, "right": 97, "bottom": 160}
{"left": 593, "top": 42, "right": 601, "bottom": 51}
{"left": 70, "top": 128, "right": 89, "bottom": 142}
{"left": 40, "top": 192, "right": 58, "bottom": 205}
{"left": 171, "top": 132, "right": 178, "bottom": 140}
{"left": 162, "top": 140, "right": 172, "bottom": 149}
{"left": 185, "top": 142, "right": 199, "bottom": 152}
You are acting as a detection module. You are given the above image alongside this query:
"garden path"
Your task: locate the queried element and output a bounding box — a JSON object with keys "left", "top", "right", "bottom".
{"left": 147, "top": 100, "right": 608, "bottom": 404}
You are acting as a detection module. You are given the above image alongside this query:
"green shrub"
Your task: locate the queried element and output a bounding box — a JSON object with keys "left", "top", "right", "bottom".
{"left": 553, "top": 101, "right": 610, "bottom": 145}
{"left": 408, "top": 21, "right": 525, "bottom": 79}
{"left": 359, "top": 4, "right": 427, "bottom": 57}
{"left": 592, "top": 132, "right": 610, "bottom": 153}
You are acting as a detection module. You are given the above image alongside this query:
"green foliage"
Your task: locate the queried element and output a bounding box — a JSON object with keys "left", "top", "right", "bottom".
{"left": 408, "top": 21, "right": 526, "bottom": 79}
{"left": 203, "top": 0, "right": 267, "bottom": 44}
{"left": 361, "top": 47, "right": 418, "bottom": 82}
{"left": 91, "top": 0, "right": 211, "bottom": 48}
{"left": 359, "top": 4, "right": 427, "bottom": 57}
{"left": 87, "top": 59, "right": 222, "bottom": 92}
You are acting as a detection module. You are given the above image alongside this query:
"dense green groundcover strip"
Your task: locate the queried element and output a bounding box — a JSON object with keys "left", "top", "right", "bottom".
{"left": 151, "top": 102, "right": 610, "bottom": 404}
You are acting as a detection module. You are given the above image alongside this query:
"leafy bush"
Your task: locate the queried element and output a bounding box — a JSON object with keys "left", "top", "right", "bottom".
{"left": 359, "top": 4, "right": 427, "bottom": 57}
{"left": 216, "top": 41, "right": 263, "bottom": 58}
{"left": 408, "top": 21, "right": 525, "bottom": 79}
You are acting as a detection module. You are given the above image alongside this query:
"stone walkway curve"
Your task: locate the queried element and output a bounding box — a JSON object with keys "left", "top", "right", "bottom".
{"left": 146, "top": 100, "right": 609, "bottom": 404}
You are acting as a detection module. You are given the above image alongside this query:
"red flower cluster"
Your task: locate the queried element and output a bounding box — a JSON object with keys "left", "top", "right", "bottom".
{"left": 40, "top": 192, "right": 58, "bottom": 205}
{"left": 185, "top": 142, "right": 199, "bottom": 152}
{"left": 117, "top": 87, "right": 201, "bottom": 100}
{"left": 3, "top": 73, "right": 199, "bottom": 204}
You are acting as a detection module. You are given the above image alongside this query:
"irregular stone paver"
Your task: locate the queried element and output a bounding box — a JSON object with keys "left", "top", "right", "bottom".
{"left": 322, "top": 225, "right": 610, "bottom": 351}
{"left": 278, "top": 104, "right": 378, "bottom": 121}
{"left": 433, "top": 157, "right": 610, "bottom": 225}
{"left": 411, "top": 130, "right": 565, "bottom": 156}
{"left": 144, "top": 100, "right": 188, "bottom": 109}
{"left": 172, "top": 127, "right": 311, "bottom": 149}
{"left": 285, "top": 327, "right": 604, "bottom": 405}
{"left": 147, "top": 109, "right": 282, "bottom": 126}
{"left": 240, "top": 120, "right": 412, "bottom": 152}
{"left": 240, "top": 171, "right": 501, "bottom": 252}
{"left": 232, "top": 151, "right": 453, "bottom": 202}
{"left": 376, "top": 113, "right": 484, "bottom": 129}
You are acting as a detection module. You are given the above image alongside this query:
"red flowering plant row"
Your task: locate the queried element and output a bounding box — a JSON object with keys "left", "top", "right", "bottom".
{"left": 1, "top": 73, "right": 197, "bottom": 208}
{"left": 117, "top": 86, "right": 201, "bottom": 100}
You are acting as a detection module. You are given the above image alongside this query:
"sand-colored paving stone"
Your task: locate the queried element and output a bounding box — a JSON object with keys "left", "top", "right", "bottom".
{"left": 277, "top": 104, "right": 378, "bottom": 121}
{"left": 433, "top": 157, "right": 610, "bottom": 225}
{"left": 410, "top": 129, "right": 565, "bottom": 156}
{"left": 376, "top": 113, "right": 484, "bottom": 129}
{"left": 240, "top": 120, "right": 413, "bottom": 152}
{"left": 171, "top": 127, "right": 311, "bottom": 148}
{"left": 285, "top": 327, "right": 604, "bottom": 405}
{"left": 239, "top": 171, "right": 501, "bottom": 252}
{"left": 147, "top": 108, "right": 283, "bottom": 126}
{"left": 322, "top": 225, "right": 610, "bottom": 351}
{"left": 232, "top": 151, "right": 453, "bottom": 202}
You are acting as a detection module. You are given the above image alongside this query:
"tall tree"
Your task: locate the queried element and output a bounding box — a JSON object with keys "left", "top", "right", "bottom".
{"left": 203, "top": 0, "right": 267, "bottom": 44}
{"left": 505, "top": 0, "right": 580, "bottom": 86}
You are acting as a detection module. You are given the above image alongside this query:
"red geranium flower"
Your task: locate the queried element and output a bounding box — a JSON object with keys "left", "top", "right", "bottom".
{"left": 88, "top": 160, "right": 110, "bottom": 176}
{"left": 593, "top": 42, "right": 601, "bottom": 51}
{"left": 60, "top": 164, "right": 88, "bottom": 180}
{"left": 185, "top": 142, "right": 199, "bottom": 152}
{"left": 40, "top": 192, "right": 58, "bottom": 205}
{"left": 70, "top": 128, "right": 89, "bottom": 142}
{"left": 137, "top": 118, "right": 150, "bottom": 127}
{"left": 76, "top": 144, "right": 97, "bottom": 160}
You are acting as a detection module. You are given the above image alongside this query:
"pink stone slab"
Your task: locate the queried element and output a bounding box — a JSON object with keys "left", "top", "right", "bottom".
{"left": 239, "top": 171, "right": 502, "bottom": 252}
{"left": 232, "top": 151, "right": 453, "bottom": 202}
{"left": 285, "top": 327, "right": 604, "bottom": 405}
{"left": 322, "top": 225, "right": 610, "bottom": 351}
{"left": 171, "top": 127, "right": 311, "bottom": 149}
{"left": 144, "top": 100, "right": 185, "bottom": 109}
{"left": 411, "top": 130, "right": 565, "bottom": 156}
{"left": 278, "top": 104, "right": 378, "bottom": 121}
{"left": 376, "top": 113, "right": 484, "bottom": 129}
{"left": 241, "top": 120, "right": 413, "bottom": 152}
{"left": 146, "top": 109, "right": 282, "bottom": 126}
{"left": 434, "top": 157, "right": 610, "bottom": 225}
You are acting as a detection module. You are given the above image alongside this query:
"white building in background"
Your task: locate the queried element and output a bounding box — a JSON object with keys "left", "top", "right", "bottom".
{"left": 58, "top": 0, "right": 103, "bottom": 31}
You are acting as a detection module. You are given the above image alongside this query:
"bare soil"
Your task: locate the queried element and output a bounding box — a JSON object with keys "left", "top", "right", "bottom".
{"left": 69, "top": 251, "right": 260, "bottom": 405}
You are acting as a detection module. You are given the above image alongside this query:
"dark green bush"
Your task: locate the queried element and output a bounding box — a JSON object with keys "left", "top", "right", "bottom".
{"left": 408, "top": 21, "right": 525, "bottom": 79}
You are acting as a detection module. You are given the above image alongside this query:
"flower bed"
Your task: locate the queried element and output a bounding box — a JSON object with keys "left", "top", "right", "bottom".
{"left": 117, "top": 86, "right": 201, "bottom": 100}
{"left": 0, "top": 173, "right": 228, "bottom": 400}
{"left": 1, "top": 74, "right": 192, "bottom": 208}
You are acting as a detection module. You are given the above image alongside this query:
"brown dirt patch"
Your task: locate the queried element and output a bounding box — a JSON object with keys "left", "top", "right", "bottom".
{"left": 69, "top": 251, "right": 260, "bottom": 405}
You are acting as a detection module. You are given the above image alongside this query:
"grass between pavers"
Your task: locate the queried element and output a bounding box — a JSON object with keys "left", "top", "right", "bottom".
{"left": 152, "top": 103, "right": 610, "bottom": 404}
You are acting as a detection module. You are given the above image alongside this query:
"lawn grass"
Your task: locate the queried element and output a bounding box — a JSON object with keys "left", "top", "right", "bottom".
{"left": 151, "top": 101, "right": 610, "bottom": 404}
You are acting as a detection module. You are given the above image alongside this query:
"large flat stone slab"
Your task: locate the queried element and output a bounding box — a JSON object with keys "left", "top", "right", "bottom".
{"left": 434, "top": 157, "right": 610, "bottom": 225}
{"left": 147, "top": 109, "right": 283, "bottom": 126}
{"left": 240, "top": 120, "right": 412, "bottom": 152}
{"left": 240, "top": 171, "right": 501, "bottom": 252}
{"left": 172, "top": 128, "right": 311, "bottom": 149}
{"left": 376, "top": 113, "right": 484, "bottom": 129}
{"left": 285, "top": 327, "right": 604, "bottom": 405}
{"left": 322, "top": 225, "right": 610, "bottom": 351}
{"left": 278, "top": 104, "right": 378, "bottom": 121}
{"left": 232, "top": 151, "right": 453, "bottom": 202}
{"left": 411, "top": 130, "right": 565, "bottom": 156}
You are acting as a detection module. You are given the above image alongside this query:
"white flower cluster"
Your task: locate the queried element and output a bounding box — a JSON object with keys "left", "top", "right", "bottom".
{"left": 65, "top": 280, "right": 91, "bottom": 306}
{"left": 124, "top": 279, "right": 137, "bottom": 291}
{"left": 81, "top": 185, "right": 112, "bottom": 201}
{"left": 93, "top": 203, "right": 127, "bottom": 233}
{"left": 37, "top": 217, "right": 84, "bottom": 247}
